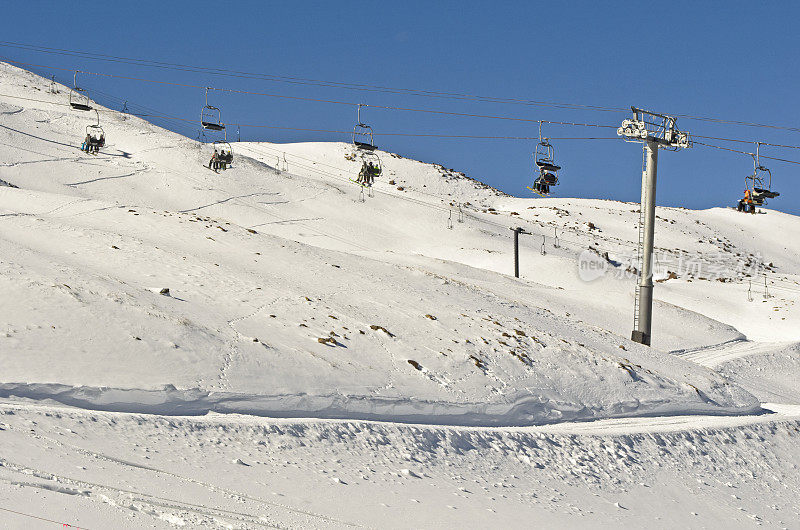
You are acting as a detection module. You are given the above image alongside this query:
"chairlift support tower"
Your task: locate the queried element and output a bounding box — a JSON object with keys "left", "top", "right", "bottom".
{"left": 618, "top": 107, "right": 691, "bottom": 346}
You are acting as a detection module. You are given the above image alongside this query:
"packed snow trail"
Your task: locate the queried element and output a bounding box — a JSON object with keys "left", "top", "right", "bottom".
{"left": 676, "top": 340, "right": 800, "bottom": 405}
{"left": 677, "top": 339, "right": 796, "bottom": 368}
{"left": 1, "top": 400, "right": 800, "bottom": 529}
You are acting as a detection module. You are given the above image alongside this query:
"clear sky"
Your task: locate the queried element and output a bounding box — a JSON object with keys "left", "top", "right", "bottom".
{"left": 4, "top": 1, "right": 799, "bottom": 214}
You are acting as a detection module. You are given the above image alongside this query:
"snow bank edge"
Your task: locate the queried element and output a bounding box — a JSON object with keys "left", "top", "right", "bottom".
{"left": 0, "top": 382, "right": 763, "bottom": 427}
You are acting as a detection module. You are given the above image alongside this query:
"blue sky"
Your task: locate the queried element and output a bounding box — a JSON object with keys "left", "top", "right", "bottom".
{"left": 5, "top": 1, "right": 799, "bottom": 214}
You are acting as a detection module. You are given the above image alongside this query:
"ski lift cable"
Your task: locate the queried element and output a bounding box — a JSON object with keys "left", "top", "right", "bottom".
{"left": 0, "top": 42, "right": 636, "bottom": 112}
{"left": 10, "top": 59, "right": 800, "bottom": 151}
{"left": 731, "top": 278, "right": 800, "bottom": 295}
{"left": 1, "top": 42, "right": 623, "bottom": 111}
{"left": 86, "top": 85, "right": 190, "bottom": 123}
{"left": 0, "top": 116, "right": 785, "bottom": 287}
{"left": 249, "top": 138, "right": 792, "bottom": 250}
{"left": 83, "top": 86, "right": 199, "bottom": 136}
{"left": 6, "top": 41, "right": 800, "bottom": 135}
{"left": 692, "top": 134, "right": 800, "bottom": 150}
{"left": 0, "top": 60, "right": 621, "bottom": 128}
{"left": 15, "top": 61, "right": 800, "bottom": 153}
{"left": 242, "top": 142, "right": 651, "bottom": 255}
{"left": 694, "top": 141, "right": 800, "bottom": 166}
{"left": 0, "top": 79, "right": 793, "bottom": 273}
{"left": 238, "top": 141, "right": 781, "bottom": 262}
{"left": 9, "top": 88, "right": 800, "bottom": 171}
{"left": 0, "top": 90, "right": 619, "bottom": 145}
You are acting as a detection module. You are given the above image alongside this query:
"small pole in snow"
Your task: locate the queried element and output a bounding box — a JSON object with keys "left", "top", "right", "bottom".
{"left": 511, "top": 227, "right": 526, "bottom": 278}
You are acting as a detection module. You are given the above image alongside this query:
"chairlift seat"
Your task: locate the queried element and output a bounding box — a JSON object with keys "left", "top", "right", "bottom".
{"left": 541, "top": 173, "right": 558, "bottom": 185}
{"left": 754, "top": 187, "right": 779, "bottom": 198}
{"left": 70, "top": 102, "right": 92, "bottom": 111}
{"left": 202, "top": 122, "right": 225, "bottom": 131}
{"left": 355, "top": 141, "right": 376, "bottom": 151}
{"left": 536, "top": 161, "right": 561, "bottom": 172}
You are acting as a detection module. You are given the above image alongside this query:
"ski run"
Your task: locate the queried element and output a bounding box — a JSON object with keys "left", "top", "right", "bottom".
{"left": 0, "top": 61, "right": 799, "bottom": 528}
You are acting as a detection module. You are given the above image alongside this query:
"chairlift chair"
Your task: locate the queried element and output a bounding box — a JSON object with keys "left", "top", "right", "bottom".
{"left": 746, "top": 146, "right": 780, "bottom": 206}
{"left": 535, "top": 141, "right": 561, "bottom": 173}
{"left": 213, "top": 140, "right": 234, "bottom": 166}
{"left": 86, "top": 125, "right": 105, "bottom": 151}
{"left": 201, "top": 87, "right": 225, "bottom": 131}
{"left": 86, "top": 125, "right": 105, "bottom": 147}
{"left": 82, "top": 109, "right": 105, "bottom": 152}
{"left": 69, "top": 72, "right": 92, "bottom": 111}
{"left": 529, "top": 129, "right": 561, "bottom": 196}
{"left": 352, "top": 104, "right": 376, "bottom": 150}
{"left": 354, "top": 151, "right": 382, "bottom": 187}
{"left": 204, "top": 127, "right": 233, "bottom": 171}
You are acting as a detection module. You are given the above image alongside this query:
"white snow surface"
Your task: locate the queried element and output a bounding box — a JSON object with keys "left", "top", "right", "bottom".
{"left": 1, "top": 62, "right": 800, "bottom": 528}
{"left": 1, "top": 401, "right": 799, "bottom": 529}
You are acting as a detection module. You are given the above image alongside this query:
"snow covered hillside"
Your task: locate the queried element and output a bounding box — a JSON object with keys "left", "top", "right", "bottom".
{"left": 1, "top": 62, "right": 800, "bottom": 529}
{"left": 0, "top": 62, "right": 777, "bottom": 424}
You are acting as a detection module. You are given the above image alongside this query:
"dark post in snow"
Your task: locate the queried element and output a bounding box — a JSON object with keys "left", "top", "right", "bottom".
{"left": 618, "top": 107, "right": 691, "bottom": 346}
{"left": 511, "top": 227, "right": 527, "bottom": 278}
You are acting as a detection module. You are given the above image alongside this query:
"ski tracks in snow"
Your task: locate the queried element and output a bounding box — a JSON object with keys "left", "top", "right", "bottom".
{"left": 677, "top": 339, "right": 795, "bottom": 368}
{"left": 0, "top": 414, "right": 363, "bottom": 529}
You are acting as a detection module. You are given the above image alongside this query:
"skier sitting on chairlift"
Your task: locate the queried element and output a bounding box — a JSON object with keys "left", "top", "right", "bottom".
{"left": 534, "top": 176, "right": 550, "bottom": 195}
{"left": 219, "top": 150, "right": 228, "bottom": 171}
{"left": 359, "top": 161, "right": 379, "bottom": 186}
{"left": 739, "top": 188, "right": 756, "bottom": 214}
{"left": 208, "top": 149, "right": 219, "bottom": 172}
{"left": 366, "top": 162, "right": 375, "bottom": 185}
{"left": 358, "top": 161, "right": 369, "bottom": 185}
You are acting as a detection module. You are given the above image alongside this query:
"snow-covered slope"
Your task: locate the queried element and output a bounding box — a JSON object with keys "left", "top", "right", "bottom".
{"left": 0, "top": 62, "right": 776, "bottom": 426}
{"left": 0, "top": 61, "right": 794, "bottom": 423}
{"left": 677, "top": 340, "right": 800, "bottom": 405}
{"left": 3, "top": 62, "right": 800, "bottom": 529}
